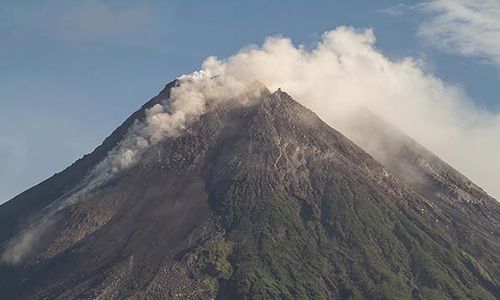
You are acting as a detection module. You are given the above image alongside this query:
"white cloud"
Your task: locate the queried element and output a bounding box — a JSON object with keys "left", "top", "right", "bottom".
{"left": 378, "top": 3, "right": 411, "bottom": 16}
{"left": 418, "top": 0, "right": 500, "bottom": 67}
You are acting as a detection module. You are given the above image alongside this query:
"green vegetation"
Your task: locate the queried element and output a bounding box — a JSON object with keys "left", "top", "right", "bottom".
{"left": 189, "top": 187, "right": 497, "bottom": 299}
{"left": 185, "top": 236, "right": 234, "bottom": 293}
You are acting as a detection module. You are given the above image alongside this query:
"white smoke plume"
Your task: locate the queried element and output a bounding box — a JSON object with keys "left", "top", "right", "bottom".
{"left": 193, "top": 26, "right": 500, "bottom": 200}
{"left": 1, "top": 216, "right": 56, "bottom": 265}
{"left": 86, "top": 72, "right": 262, "bottom": 188}
{"left": 3, "top": 26, "right": 500, "bottom": 265}
{"left": 87, "top": 26, "right": 500, "bottom": 200}
{"left": 1, "top": 71, "right": 264, "bottom": 265}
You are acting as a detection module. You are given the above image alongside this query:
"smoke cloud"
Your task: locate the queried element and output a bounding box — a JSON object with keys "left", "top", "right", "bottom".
{"left": 87, "top": 72, "right": 263, "bottom": 187}
{"left": 84, "top": 26, "right": 499, "bottom": 201}
{"left": 194, "top": 26, "right": 500, "bottom": 200}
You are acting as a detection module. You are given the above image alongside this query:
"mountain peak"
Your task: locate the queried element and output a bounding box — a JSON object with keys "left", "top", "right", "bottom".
{"left": 1, "top": 81, "right": 499, "bottom": 299}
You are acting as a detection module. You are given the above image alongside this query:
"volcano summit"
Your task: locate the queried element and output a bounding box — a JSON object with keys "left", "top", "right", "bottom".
{"left": 0, "top": 80, "right": 499, "bottom": 299}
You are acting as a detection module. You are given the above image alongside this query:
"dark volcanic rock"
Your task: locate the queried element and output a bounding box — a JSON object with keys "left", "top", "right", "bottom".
{"left": 0, "top": 83, "right": 499, "bottom": 299}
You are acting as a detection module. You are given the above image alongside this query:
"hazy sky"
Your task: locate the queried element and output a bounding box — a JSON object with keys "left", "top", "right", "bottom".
{"left": 1, "top": 0, "right": 499, "bottom": 203}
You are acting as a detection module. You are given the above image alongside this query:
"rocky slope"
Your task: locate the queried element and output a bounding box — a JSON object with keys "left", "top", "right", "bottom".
{"left": 0, "top": 83, "right": 499, "bottom": 299}
{"left": 344, "top": 110, "right": 500, "bottom": 288}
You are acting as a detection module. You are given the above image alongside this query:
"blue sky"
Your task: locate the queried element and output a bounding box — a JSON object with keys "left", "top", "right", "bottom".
{"left": 1, "top": 0, "right": 499, "bottom": 203}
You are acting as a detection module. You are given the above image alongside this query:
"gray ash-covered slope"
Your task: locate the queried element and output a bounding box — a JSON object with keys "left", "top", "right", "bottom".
{"left": 0, "top": 83, "right": 499, "bottom": 299}
{"left": 0, "top": 80, "right": 178, "bottom": 246}
{"left": 344, "top": 110, "right": 500, "bottom": 283}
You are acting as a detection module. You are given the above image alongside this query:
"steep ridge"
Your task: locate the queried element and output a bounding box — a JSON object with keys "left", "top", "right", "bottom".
{"left": 0, "top": 85, "right": 499, "bottom": 299}
{"left": 343, "top": 109, "right": 500, "bottom": 288}
{"left": 0, "top": 81, "right": 178, "bottom": 245}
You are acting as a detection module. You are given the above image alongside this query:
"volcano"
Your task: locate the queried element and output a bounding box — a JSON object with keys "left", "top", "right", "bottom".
{"left": 0, "top": 81, "right": 499, "bottom": 299}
